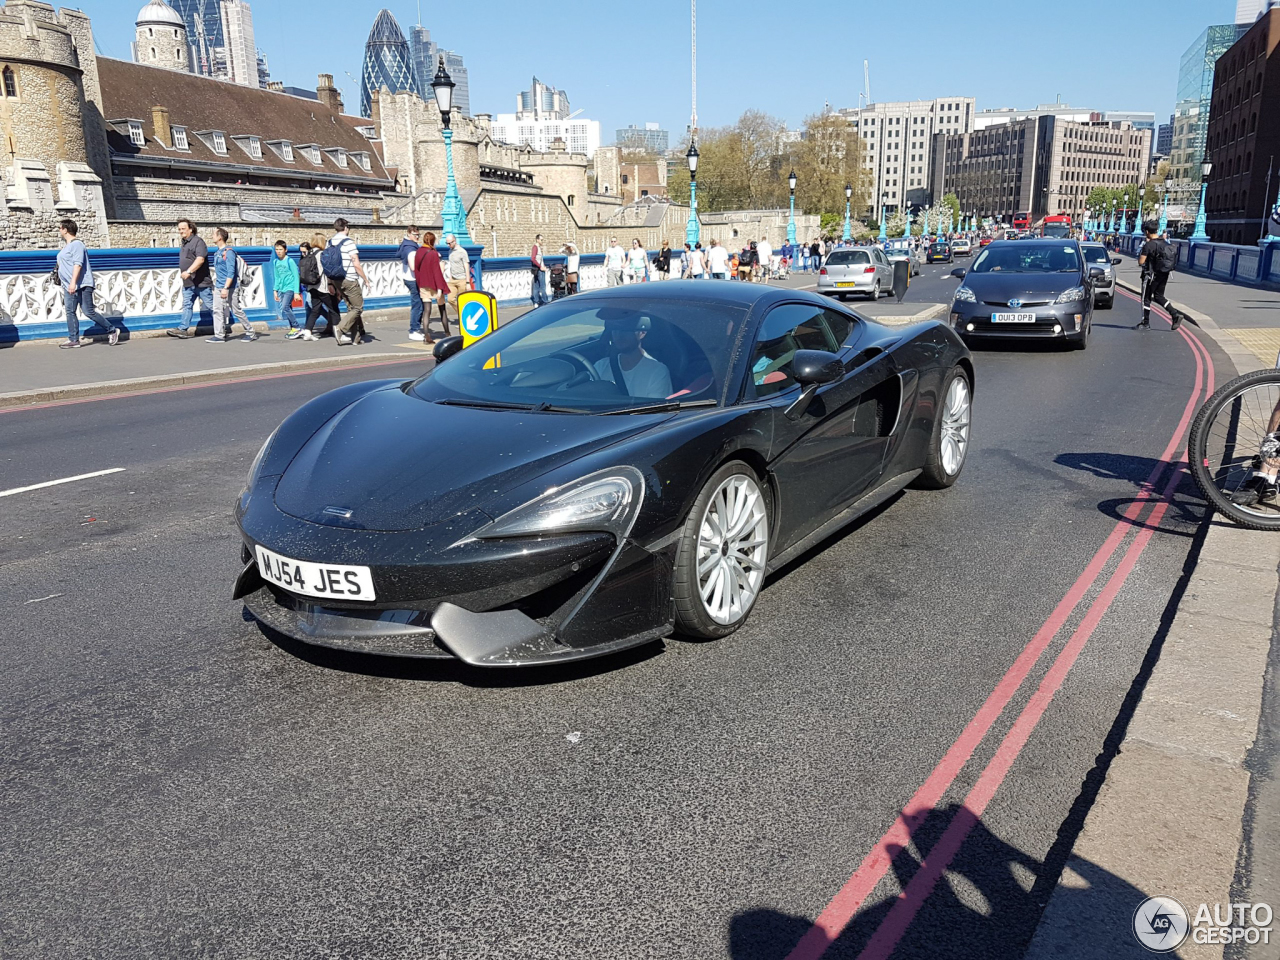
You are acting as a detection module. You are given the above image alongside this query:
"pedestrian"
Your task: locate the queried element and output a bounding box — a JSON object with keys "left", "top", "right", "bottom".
{"left": 398, "top": 224, "right": 425, "bottom": 341}
{"left": 680, "top": 242, "right": 691, "bottom": 278}
{"left": 1136, "top": 220, "right": 1188, "bottom": 331}
{"left": 604, "top": 236, "right": 626, "bottom": 287}
{"left": 272, "top": 240, "right": 303, "bottom": 339}
{"left": 689, "top": 241, "right": 706, "bottom": 280}
{"left": 56, "top": 218, "right": 121, "bottom": 349}
{"left": 210, "top": 227, "right": 255, "bottom": 342}
{"left": 757, "top": 235, "right": 772, "bottom": 280}
{"left": 323, "top": 218, "right": 369, "bottom": 347}
{"left": 809, "top": 238, "right": 821, "bottom": 272}
{"left": 707, "top": 238, "right": 730, "bottom": 280}
{"left": 627, "top": 239, "right": 648, "bottom": 283}
{"left": 168, "top": 218, "right": 214, "bottom": 338}
{"left": 730, "top": 250, "right": 740, "bottom": 279}
{"left": 562, "top": 242, "right": 580, "bottom": 294}
{"left": 444, "top": 233, "right": 470, "bottom": 326}
{"left": 300, "top": 232, "right": 337, "bottom": 340}
{"left": 530, "top": 234, "right": 549, "bottom": 305}
{"left": 738, "top": 243, "right": 756, "bottom": 282}
{"left": 654, "top": 240, "right": 672, "bottom": 280}
{"left": 415, "top": 230, "right": 450, "bottom": 343}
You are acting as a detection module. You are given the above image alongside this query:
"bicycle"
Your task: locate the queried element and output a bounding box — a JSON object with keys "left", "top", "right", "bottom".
{"left": 1187, "top": 355, "right": 1280, "bottom": 530}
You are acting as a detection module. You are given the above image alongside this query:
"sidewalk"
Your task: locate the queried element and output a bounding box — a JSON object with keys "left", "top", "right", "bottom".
{"left": 1025, "top": 263, "right": 1280, "bottom": 958}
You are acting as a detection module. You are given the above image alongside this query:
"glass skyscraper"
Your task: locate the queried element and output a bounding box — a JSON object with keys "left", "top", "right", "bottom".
{"left": 409, "top": 26, "right": 470, "bottom": 116}
{"left": 170, "top": 0, "right": 223, "bottom": 76}
{"left": 361, "top": 9, "right": 415, "bottom": 119}
{"left": 1170, "top": 24, "right": 1248, "bottom": 190}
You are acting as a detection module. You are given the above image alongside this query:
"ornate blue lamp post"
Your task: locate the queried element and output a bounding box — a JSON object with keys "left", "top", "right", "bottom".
{"left": 1158, "top": 176, "right": 1173, "bottom": 236}
{"left": 848, "top": 184, "right": 857, "bottom": 242}
{"left": 1190, "top": 160, "right": 1213, "bottom": 242}
{"left": 685, "top": 140, "right": 701, "bottom": 245}
{"left": 787, "top": 169, "right": 797, "bottom": 245}
{"left": 1132, "top": 199, "right": 1144, "bottom": 237}
{"left": 431, "top": 57, "right": 473, "bottom": 245}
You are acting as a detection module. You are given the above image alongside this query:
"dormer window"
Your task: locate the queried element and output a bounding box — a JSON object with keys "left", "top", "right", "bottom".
{"left": 266, "top": 139, "right": 294, "bottom": 162}
{"left": 172, "top": 125, "right": 189, "bottom": 150}
{"left": 297, "top": 144, "right": 322, "bottom": 165}
{"left": 355, "top": 125, "right": 376, "bottom": 140}
{"left": 211, "top": 131, "right": 226, "bottom": 154}
{"left": 325, "top": 147, "right": 348, "bottom": 168}
{"left": 350, "top": 151, "right": 371, "bottom": 172}
{"left": 233, "top": 135, "right": 262, "bottom": 160}
{"left": 128, "top": 121, "right": 145, "bottom": 147}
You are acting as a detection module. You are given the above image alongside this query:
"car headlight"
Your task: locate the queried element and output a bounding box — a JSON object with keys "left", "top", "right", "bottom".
{"left": 953, "top": 285, "right": 976, "bottom": 303}
{"left": 469, "top": 466, "right": 645, "bottom": 540}
{"left": 1055, "top": 286, "right": 1086, "bottom": 303}
{"left": 246, "top": 428, "right": 277, "bottom": 488}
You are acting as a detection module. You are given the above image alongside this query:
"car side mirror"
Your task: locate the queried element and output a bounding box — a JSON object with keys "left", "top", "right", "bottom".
{"left": 1111, "top": 258, "right": 1122, "bottom": 265}
{"left": 785, "top": 350, "right": 843, "bottom": 421}
{"left": 432, "top": 336, "right": 465, "bottom": 362}
{"left": 1088, "top": 267, "right": 1106, "bottom": 280}
{"left": 950, "top": 268, "right": 966, "bottom": 279}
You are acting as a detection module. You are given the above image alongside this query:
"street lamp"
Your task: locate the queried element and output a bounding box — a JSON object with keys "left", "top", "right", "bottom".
{"left": 1084, "top": 207, "right": 1091, "bottom": 234}
{"left": 1190, "top": 159, "right": 1213, "bottom": 242}
{"left": 1132, "top": 196, "right": 1144, "bottom": 237}
{"left": 787, "top": 169, "right": 797, "bottom": 245}
{"left": 431, "top": 57, "right": 472, "bottom": 246}
{"left": 874, "top": 187, "right": 884, "bottom": 243}
{"left": 1158, "top": 175, "right": 1173, "bottom": 236}
{"left": 846, "top": 183, "right": 855, "bottom": 242}
{"left": 686, "top": 140, "right": 700, "bottom": 245}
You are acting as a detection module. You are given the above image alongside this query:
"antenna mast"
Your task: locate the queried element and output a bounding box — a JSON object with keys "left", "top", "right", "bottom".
{"left": 691, "top": 0, "right": 697, "bottom": 136}
{"left": 864, "top": 60, "right": 871, "bottom": 107}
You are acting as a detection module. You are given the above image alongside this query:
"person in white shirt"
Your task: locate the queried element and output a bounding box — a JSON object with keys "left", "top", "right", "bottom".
{"left": 626, "top": 239, "right": 648, "bottom": 284}
{"left": 689, "top": 243, "right": 706, "bottom": 279}
{"left": 604, "top": 238, "right": 626, "bottom": 287}
{"left": 707, "top": 239, "right": 731, "bottom": 280}
{"left": 561, "top": 242, "right": 580, "bottom": 294}
{"left": 757, "top": 236, "right": 773, "bottom": 279}
{"left": 592, "top": 315, "right": 672, "bottom": 399}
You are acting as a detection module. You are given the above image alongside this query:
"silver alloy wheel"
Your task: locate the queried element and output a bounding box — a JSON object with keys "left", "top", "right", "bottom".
{"left": 696, "top": 474, "right": 769, "bottom": 625}
{"left": 940, "top": 376, "right": 971, "bottom": 476}
{"left": 871, "top": 280, "right": 880, "bottom": 300}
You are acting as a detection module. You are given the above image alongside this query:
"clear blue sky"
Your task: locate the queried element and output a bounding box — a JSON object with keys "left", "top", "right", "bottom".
{"left": 80, "top": 0, "right": 1235, "bottom": 139}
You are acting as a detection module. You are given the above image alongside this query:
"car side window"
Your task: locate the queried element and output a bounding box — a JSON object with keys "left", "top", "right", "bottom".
{"left": 821, "top": 309, "right": 854, "bottom": 348}
{"left": 748, "top": 304, "right": 838, "bottom": 400}
{"left": 874, "top": 250, "right": 887, "bottom": 266}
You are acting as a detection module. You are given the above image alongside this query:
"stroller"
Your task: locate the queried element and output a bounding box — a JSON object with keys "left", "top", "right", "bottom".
{"left": 775, "top": 256, "right": 790, "bottom": 280}
{"left": 549, "top": 264, "right": 567, "bottom": 300}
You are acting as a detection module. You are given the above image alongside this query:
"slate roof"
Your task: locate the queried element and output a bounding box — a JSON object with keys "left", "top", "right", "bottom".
{"left": 97, "top": 58, "right": 393, "bottom": 185}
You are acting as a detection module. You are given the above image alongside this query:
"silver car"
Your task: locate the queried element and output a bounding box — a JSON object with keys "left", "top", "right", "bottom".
{"left": 883, "top": 240, "right": 922, "bottom": 277}
{"left": 1081, "top": 242, "right": 1120, "bottom": 308}
{"left": 817, "top": 247, "right": 894, "bottom": 300}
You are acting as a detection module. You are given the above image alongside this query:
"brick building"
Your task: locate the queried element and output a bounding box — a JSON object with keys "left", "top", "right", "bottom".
{"left": 1204, "top": 8, "right": 1280, "bottom": 244}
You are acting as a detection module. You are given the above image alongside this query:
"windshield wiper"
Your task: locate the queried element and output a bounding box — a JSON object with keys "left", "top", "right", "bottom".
{"left": 435, "top": 398, "right": 539, "bottom": 411}
{"left": 601, "top": 398, "right": 718, "bottom": 416}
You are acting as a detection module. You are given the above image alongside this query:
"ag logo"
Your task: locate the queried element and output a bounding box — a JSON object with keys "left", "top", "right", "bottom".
{"left": 1133, "top": 896, "right": 1190, "bottom": 952}
{"left": 460, "top": 300, "right": 490, "bottom": 339}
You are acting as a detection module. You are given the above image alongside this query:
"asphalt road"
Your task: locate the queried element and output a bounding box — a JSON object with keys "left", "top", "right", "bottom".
{"left": 0, "top": 268, "right": 1228, "bottom": 959}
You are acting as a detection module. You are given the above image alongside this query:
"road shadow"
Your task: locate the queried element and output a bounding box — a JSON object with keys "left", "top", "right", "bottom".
{"left": 728, "top": 517, "right": 1207, "bottom": 959}
{"left": 962, "top": 339, "right": 1074, "bottom": 354}
{"left": 1055, "top": 453, "right": 1205, "bottom": 534}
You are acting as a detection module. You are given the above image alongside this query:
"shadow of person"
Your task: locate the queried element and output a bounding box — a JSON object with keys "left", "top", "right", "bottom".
{"left": 730, "top": 804, "right": 1160, "bottom": 960}
{"left": 1053, "top": 451, "right": 1175, "bottom": 488}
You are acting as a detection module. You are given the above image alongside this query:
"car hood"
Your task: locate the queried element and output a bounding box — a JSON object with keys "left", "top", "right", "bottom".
{"left": 274, "top": 387, "right": 668, "bottom": 531}
{"left": 964, "top": 273, "right": 1081, "bottom": 297}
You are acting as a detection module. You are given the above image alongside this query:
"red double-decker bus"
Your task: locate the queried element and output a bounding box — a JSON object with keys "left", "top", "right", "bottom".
{"left": 1040, "top": 214, "right": 1072, "bottom": 238}
{"left": 1013, "top": 211, "right": 1030, "bottom": 231}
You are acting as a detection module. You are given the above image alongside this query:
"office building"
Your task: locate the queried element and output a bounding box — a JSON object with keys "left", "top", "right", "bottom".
{"left": 932, "top": 117, "right": 1150, "bottom": 224}
{"left": 408, "top": 27, "right": 471, "bottom": 116}
{"left": 218, "top": 0, "right": 257, "bottom": 87}
{"left": 361, "top": 9, "right": 415, "bottom": 118}
{"left": 516, "top": 77, "right": 570, "bottom": 120}
{"left": 170, "top": 0, "right": 222, "bottom": 77}
{"left": 1237, "top": 0, "right": 1280, "bottom": 23}
{"left": 1157, "top": 116, "right": 1174, "bottom": 155}
{"left": 1204, "top": 9, "right": 1280, "bottom": 243}
{"left": 488, "top": 113, "right": 601, "bottom": 158}
{"left": 616, "top": 123, "right": 669, "bottom": 154}
{"left": 1170, "top": 23, "right": 1249, "bottom": 207}
{"left": 838, "top": 97, "right": 975, "bottom": 215}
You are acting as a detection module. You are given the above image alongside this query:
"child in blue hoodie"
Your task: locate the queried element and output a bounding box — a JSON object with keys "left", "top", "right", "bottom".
{"left": 272, "top": 240, "right": 302, "bottom": 338}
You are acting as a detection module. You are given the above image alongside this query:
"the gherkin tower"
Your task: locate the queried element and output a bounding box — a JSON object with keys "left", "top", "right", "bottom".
{"left": 361, "top": 9, "right": 414, "bottom": 118}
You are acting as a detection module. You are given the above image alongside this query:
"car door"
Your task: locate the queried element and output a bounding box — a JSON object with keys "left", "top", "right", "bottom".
{"left": 874, "top": 248, "right": 892, "bottom": 288}
{"left": 747, "top": 302, "right": 898, "bottom": 551}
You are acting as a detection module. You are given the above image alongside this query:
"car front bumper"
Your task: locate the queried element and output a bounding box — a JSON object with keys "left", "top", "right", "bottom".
{"left": 949, "top": 300, "right": 1089, "bottom": 339}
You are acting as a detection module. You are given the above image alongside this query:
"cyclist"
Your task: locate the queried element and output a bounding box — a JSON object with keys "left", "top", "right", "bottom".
{"left": 1231, "top": 404, "right": 1280, "bottom": 507}
{"left": 1136, "top": 221, "right": 1188, "bottom": 331}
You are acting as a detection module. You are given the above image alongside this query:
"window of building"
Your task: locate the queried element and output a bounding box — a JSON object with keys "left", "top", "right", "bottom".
{"left": 281, "top": 141, "right": 294, "bottom": 162}
{"left": 2, "top": 66, "right": 15, "bottom": 99}
{"left": 241, "top": 136, "right": 262, "bottom": 160}
{"left": 172, "top": 125, "right": 188, "bottom": 150}
{"left": 621, "top": 174, "right": 629, "bottom": 184}
{"left": 128, "top": 121, "right": 145, "bottom": 147}
{"left": 212, "top": 131, "right": 227, "bottom": 154}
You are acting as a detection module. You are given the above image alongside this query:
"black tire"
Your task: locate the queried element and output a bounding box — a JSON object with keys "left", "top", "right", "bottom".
{"left": 1069, "top": 320, "right": 1089, "bottom": 350}
{"left": 1188, "top": 369, "right": 1280, "bottom": 531}
{"left": 672, "top": 461, "right": 771, "bottom": 639}
{"left": 1100, "top": 295, "right": 1114, "bottom": 310}
{"left": 868, "top": 280, "right": 881, "bottom": 300}
{"left": 915, "top": 366, "right": 972, "bottom": 490}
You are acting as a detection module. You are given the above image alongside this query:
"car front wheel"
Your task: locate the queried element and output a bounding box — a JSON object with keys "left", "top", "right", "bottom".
{"left": 673, "top": 462, "right": 771, "bottom": 639}
{"left": 915, "top": 368, "right": 972, "bottom": 489}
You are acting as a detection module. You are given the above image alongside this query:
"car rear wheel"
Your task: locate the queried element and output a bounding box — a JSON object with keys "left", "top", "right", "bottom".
{"left": 915, "top": 368, "right": 972, "bottom": 490}
{"left": 868, "top": 280, "right": 881, "bottom": 300}
{"left": 673, "top": 462, "right": 770, "bottom": 639}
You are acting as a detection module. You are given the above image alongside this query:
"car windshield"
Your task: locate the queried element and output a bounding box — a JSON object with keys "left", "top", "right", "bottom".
{"left": 1082, "top": 246, "right": 1109, "bottom": 264}
{"left": 1042, "top": 224, "right": 1071, "bottom": 238}
{"left": 411, "top": 297, "right": 749, "bottom": 412}
{"left": 969, "top": 243, "right": 1081, "bottom": 273}
{"left": 825, "top": 250, "right": 871, "bottom": 265}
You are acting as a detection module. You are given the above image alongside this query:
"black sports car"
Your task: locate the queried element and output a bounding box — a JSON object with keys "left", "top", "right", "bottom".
{"left": 235, "top": 283, "right": 973, "bottom": 667}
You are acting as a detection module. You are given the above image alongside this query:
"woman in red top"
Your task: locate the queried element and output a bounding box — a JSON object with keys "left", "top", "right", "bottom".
{"left": 413, "top": 231, "right": 451, "bottom": 343}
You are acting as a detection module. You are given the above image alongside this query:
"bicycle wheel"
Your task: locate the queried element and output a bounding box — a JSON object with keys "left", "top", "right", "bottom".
{"left": 1187, "top": 369, "right": 1280, "bottom": 531}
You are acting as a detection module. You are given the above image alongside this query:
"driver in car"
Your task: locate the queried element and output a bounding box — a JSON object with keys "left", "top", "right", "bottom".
{"left": 593, "top": 315, "right": 673, "bottom": 399}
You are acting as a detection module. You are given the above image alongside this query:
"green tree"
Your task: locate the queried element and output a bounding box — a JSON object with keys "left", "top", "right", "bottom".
{"left": 792, "top": 112, "right": 868, "bottom": 222}
{"left": 941, "top": 193, "right": 961, "bottom": 228}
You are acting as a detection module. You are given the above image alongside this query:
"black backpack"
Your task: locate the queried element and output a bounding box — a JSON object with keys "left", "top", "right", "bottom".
{"left": 1151, "top": 240, "right": 1178, "bottom": 274}
{"left": 298, "top": 252, "right": 320, "bottom": 288}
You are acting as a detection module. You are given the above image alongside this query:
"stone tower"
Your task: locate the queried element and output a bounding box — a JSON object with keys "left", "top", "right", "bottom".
{"left": 133, "top": 0, "right": 189, "bottom": 73}
{"left": 0, "top": 0, "right": 110, "bottom": 249}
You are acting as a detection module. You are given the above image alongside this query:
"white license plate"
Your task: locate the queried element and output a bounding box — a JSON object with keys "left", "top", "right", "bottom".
{"left": 255, "top": 545, "right": 376, "bottom": 601}
{"left": 835, "top": 281, "right": 858, "bottom": 288}
{"left": 991, "top": 312, "right": 1037, "bottom": 323}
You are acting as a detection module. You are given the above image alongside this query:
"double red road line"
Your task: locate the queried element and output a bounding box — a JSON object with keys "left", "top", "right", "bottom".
{"left": 787, "top": 305, "right": 1215, "bottom": 960}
